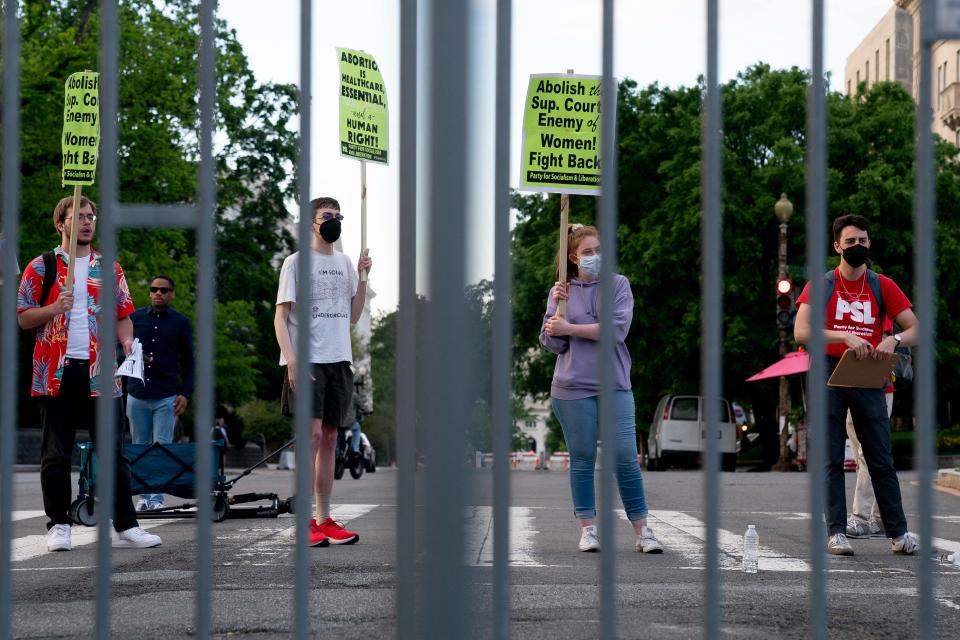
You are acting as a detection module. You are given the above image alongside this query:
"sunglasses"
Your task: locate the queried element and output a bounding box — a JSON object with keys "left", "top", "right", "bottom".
{"left": 315, "top": 212, "right": 344, "bottom": 222}
{"left": 149, "top": 287, "right": 172, "bottom": 294}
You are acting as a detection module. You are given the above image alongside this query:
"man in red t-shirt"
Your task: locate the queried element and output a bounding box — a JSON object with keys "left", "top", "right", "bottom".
{"left": 794, "top": 214, "right": 919, "bottom": 557}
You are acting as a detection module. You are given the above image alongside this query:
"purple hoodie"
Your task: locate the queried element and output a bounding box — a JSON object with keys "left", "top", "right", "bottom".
{"left": 539, "top": 274, "right": 634, "bottom": 400}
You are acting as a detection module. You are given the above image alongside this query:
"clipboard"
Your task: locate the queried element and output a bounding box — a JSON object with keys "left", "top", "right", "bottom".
{"left": 826, "top": 349, "right": 898, "bottom": 388}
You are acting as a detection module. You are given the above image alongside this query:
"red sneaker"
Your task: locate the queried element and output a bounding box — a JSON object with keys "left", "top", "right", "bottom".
{"left": 316, "top": 517, "right": 359, "bottom": 545}
{"left": 308, "top": 519, "right": 330, "bottom": 547}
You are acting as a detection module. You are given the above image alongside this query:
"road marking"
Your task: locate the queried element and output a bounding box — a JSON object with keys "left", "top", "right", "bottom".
{"left": 10, "top": 511, "right": 46, "bottom": 522}
{"left": 464, "top": 506, "right": 544, "bottom": 567}
{"left": 642, "top": 510, "right": 811, "bottom": 572}
{"left": 937, "top": 598, "right": 960, "bottom": 611}
{"left": 11, "top": 520, "right": 174, "bottom": 562}
{"left": 221, "top": 504, "right": 379, "bottom": 566}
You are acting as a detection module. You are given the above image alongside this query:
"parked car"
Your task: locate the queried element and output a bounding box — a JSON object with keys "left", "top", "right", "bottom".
{"left": 360, "top": 432, "right": 377, "bottom": 473}
{"left": 646, "top": 395, "right": 738, "bottom": 471}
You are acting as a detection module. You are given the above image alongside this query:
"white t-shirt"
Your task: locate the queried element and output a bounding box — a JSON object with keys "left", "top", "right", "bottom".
{"left": 66, "top": 255, "right": 90, "bottom": 358}
{"left": 276, "top": 249, "right": 357, "bottom": 365}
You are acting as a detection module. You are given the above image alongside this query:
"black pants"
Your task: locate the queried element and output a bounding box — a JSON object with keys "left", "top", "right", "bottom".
{"left": 39, "top": 359, "right": 138, "bottom": 532}
{"left": 826, "top": 357, "right": 907, "bottom": 539}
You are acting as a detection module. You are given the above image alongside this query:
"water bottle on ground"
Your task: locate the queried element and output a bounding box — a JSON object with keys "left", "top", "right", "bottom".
{"left": 742, "top": 524, "right": 759, "bottom": 573}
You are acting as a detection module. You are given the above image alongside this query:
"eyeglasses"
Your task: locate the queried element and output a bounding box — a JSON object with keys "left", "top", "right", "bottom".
{"left": 315, "top": 212, "right": 344, "bottom": 223}
{"left": 149, "top": 287, "right": 172, "bottom": 294}
{"left": 65, "top": 214, "right": 97, "bottom": 223}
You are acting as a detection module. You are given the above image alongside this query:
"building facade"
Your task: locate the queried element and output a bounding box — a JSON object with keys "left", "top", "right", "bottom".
{"left": 846, "top": 1, "right": 960, "bottom": 145}
{"left": 516, "top": 396, "right": 551, "bottom": 455}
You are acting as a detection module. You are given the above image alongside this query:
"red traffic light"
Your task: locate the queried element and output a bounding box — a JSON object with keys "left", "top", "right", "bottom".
{"left": 776, "top": 277, "right": 792, "bottom": 295}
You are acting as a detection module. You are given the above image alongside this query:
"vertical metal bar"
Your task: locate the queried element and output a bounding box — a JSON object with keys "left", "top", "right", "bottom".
{"left": 915, "top": 3, "right": 936, "bottom": 637}
{"left": 598, "top": 1, "right": 617, "bottom": 639}
{"left": 395, "top": 0, "right": 417, "bottom": 637}
{"left": 421, "top": 0, "right": 470, "bottom": 637}
{"left": 492, "top": 0, "right": 512, "bottom": 638}
{"left": 806, "top": 2, "right": 827, "bottom": 638}
{"left": 0, "top": 2, "right": 21, "bottom": 639}
{"left": 96, "top": 2, "right": 119, "bottom": 637}
{"left": 701, "top": 0, "right": 722, "bottom": 638}
{"left": 194, "top": 0, "right": 216, "bottom": 637}
{"left": 294, "top": 0, "right": 313, "bottom": 637}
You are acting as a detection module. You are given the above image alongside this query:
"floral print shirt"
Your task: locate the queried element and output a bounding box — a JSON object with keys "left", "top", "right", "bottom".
{"left": 17, "top": 247, "right": 135, "bottom": 397}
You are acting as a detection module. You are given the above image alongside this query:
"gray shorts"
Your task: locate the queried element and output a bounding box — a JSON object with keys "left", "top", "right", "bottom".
{"left": 280, "top": 361, "right": 353, "bottom": 427}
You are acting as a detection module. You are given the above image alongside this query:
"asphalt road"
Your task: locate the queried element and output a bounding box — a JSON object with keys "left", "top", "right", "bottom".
{"left": 8, "top": 465, "right": 960, "bottom": 639}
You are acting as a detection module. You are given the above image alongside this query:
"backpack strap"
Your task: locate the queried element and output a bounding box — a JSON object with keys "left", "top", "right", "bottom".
{"left": 823, "top": 269, "right": 835, "bottom": 307}
{"left": 39, "top": 250, "right": 57, "bottom": 306}
{"left": 864, "top": 269, "right": 884, "bottom": 321}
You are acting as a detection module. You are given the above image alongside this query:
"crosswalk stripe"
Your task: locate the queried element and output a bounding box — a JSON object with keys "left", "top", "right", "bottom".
{"left": 642, "top": 510, "right": 811, "bottom": 572}
{"left": 465, "top": 506, "right": 544, "bottom": 567}
{"left": 10, "top": 511, "right": 46, "bottom": 523}
{"left": 11, "top": 520, "right": 174, "bottom": 562}
{"left": 221, "top": 504, "right": 380, "bottom": 566}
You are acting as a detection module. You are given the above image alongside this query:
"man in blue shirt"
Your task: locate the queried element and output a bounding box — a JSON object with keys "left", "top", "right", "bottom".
{"left": 126, "top": 275, "right": 195, "bottom": 511}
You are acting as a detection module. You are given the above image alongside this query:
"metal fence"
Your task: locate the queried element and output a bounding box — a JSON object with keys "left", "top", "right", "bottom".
{"left": 0, "top": 0, "right": 941, "bottom": 638}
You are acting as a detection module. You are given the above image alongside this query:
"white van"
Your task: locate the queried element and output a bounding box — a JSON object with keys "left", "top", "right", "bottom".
{"left": 646, "top": 395, "right": 738, "bottom": 471}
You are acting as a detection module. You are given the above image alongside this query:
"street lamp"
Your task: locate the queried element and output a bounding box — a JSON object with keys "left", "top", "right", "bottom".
{"left": 772, "top": 194, "right": 795, "bottom": 471}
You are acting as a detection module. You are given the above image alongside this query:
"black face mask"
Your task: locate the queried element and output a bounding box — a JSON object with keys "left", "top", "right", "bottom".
{"left": 318, "top": 219, "right": 341, "bottom": 243}
{"left": 842, "top": 243, "right": 870, "bottom": 268}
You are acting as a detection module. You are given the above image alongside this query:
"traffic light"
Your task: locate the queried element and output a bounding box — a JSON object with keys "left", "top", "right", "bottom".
{"left": 776, "top": 277, "right": 795, "bottom": 328}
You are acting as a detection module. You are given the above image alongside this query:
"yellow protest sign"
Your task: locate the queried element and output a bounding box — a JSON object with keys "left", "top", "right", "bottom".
{"left": 337, "top": 48, "right": 389, "bottom": 165}
{"left": 61, "top": 71, "right": 100, "bottom": 186}
{"left": 520, "top": 74, "right": 611, "bottom": 196}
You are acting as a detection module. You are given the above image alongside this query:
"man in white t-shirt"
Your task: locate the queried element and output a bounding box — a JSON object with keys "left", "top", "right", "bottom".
{"left": 274, "top": 196, "right": 371, "bottom": 547}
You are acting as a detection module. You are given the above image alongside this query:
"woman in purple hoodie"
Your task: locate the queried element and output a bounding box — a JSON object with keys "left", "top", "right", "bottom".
{"left": 540, "top": 224, "right": 662, "bottom": 554}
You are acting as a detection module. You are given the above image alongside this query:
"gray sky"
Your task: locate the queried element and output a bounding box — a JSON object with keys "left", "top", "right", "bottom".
{"left": 217, "top": 0, "right": 897, "bottom": 314}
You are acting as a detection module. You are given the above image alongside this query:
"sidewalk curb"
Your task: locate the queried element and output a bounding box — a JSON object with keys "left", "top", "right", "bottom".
{"left": 937, "top": 468, "right": 960, "bottom": 491}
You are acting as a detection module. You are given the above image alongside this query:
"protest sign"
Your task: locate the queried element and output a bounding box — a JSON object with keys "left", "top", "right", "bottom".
{"left": 62, "top": 71, "right": 100, "bottom": 186}
{"left": 61, "top": 71, "right": 100, "bottom": 288}
{"left": 519, "top": 73, "right": 610, "bottom": 196}
{"left": 337, "top": 48, "right": 389, "bottom": 165}
{"left": 337, "top": 47, "right": 389, "bottom": 282}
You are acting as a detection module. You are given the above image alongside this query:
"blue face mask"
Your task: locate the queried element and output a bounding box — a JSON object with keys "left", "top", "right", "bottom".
{"left": 578, "top": 254, "right": 601, "bottom": 278}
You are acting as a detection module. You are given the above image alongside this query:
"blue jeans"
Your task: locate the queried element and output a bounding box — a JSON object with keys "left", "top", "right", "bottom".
{"left": 551, "top": 391, "right": 649, "bottom": 521}
{"left": 127, "top": 394, "right": 176, "bottom": 504}
{"left": 350, "top": 422, "right": 362, "bottom": 453}
{"left": 826, "top": 363, "right": 907, "bottom": 539}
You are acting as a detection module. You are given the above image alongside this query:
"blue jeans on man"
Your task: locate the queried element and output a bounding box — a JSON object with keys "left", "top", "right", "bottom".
{"left": 349, "top": 422, "right": 362, "bottom": 454}
{"left": 826, "top": 359, "right": 907, "bottom": 540}
{"left": 126, "top": 394, "right": 176, "bottom": 508}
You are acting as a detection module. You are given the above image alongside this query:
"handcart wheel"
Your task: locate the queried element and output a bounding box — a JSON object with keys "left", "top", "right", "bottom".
{"left": 71, "top": 497, "right": 98, "bottom": 527}
{"left": 213, "top": 494, "right": 230, "bottom": 522}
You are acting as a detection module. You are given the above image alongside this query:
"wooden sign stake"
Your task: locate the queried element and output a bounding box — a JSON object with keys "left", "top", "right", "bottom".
{"left": 64, "top": 184, "right": 82, "bottom": 289}
{"left": 360, "top": 160, "right": 368, "bottom": 282}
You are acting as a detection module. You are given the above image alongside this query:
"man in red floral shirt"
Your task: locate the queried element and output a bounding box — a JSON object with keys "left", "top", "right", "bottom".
{"left": 17, "top": 195, "right": 162, "bottom": 552}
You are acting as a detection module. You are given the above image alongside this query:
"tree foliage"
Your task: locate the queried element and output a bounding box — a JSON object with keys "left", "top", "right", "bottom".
{"left": 12, "top": 0, "right": 298, "bottom": 428}
{"left": 512, "top": 65, "right": 960, "bottom": 450}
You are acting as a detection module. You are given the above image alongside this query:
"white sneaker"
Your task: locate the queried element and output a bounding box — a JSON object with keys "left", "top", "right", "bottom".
{"left": 636, "top": 526, "right": 664, "bottom": 554}
{"left": 846, "top": 516, "right": 883, "bottom": 538}
{"left": 113, "top": 526, "right": 162, "bottom": 549}
{"left": 827, "top": 533, "right": 854, "bottom": 556}
{"left": 135, "top": 499, "right": 150, "bottom": 512}
{"left": 578, "top": 525, "right": 600, "bottom": 552}
{"left": 46, "top": 524, "right": 72, "bottom": 552}
{"left": 892, "top": 531, "right": 919, "bottom": 555}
